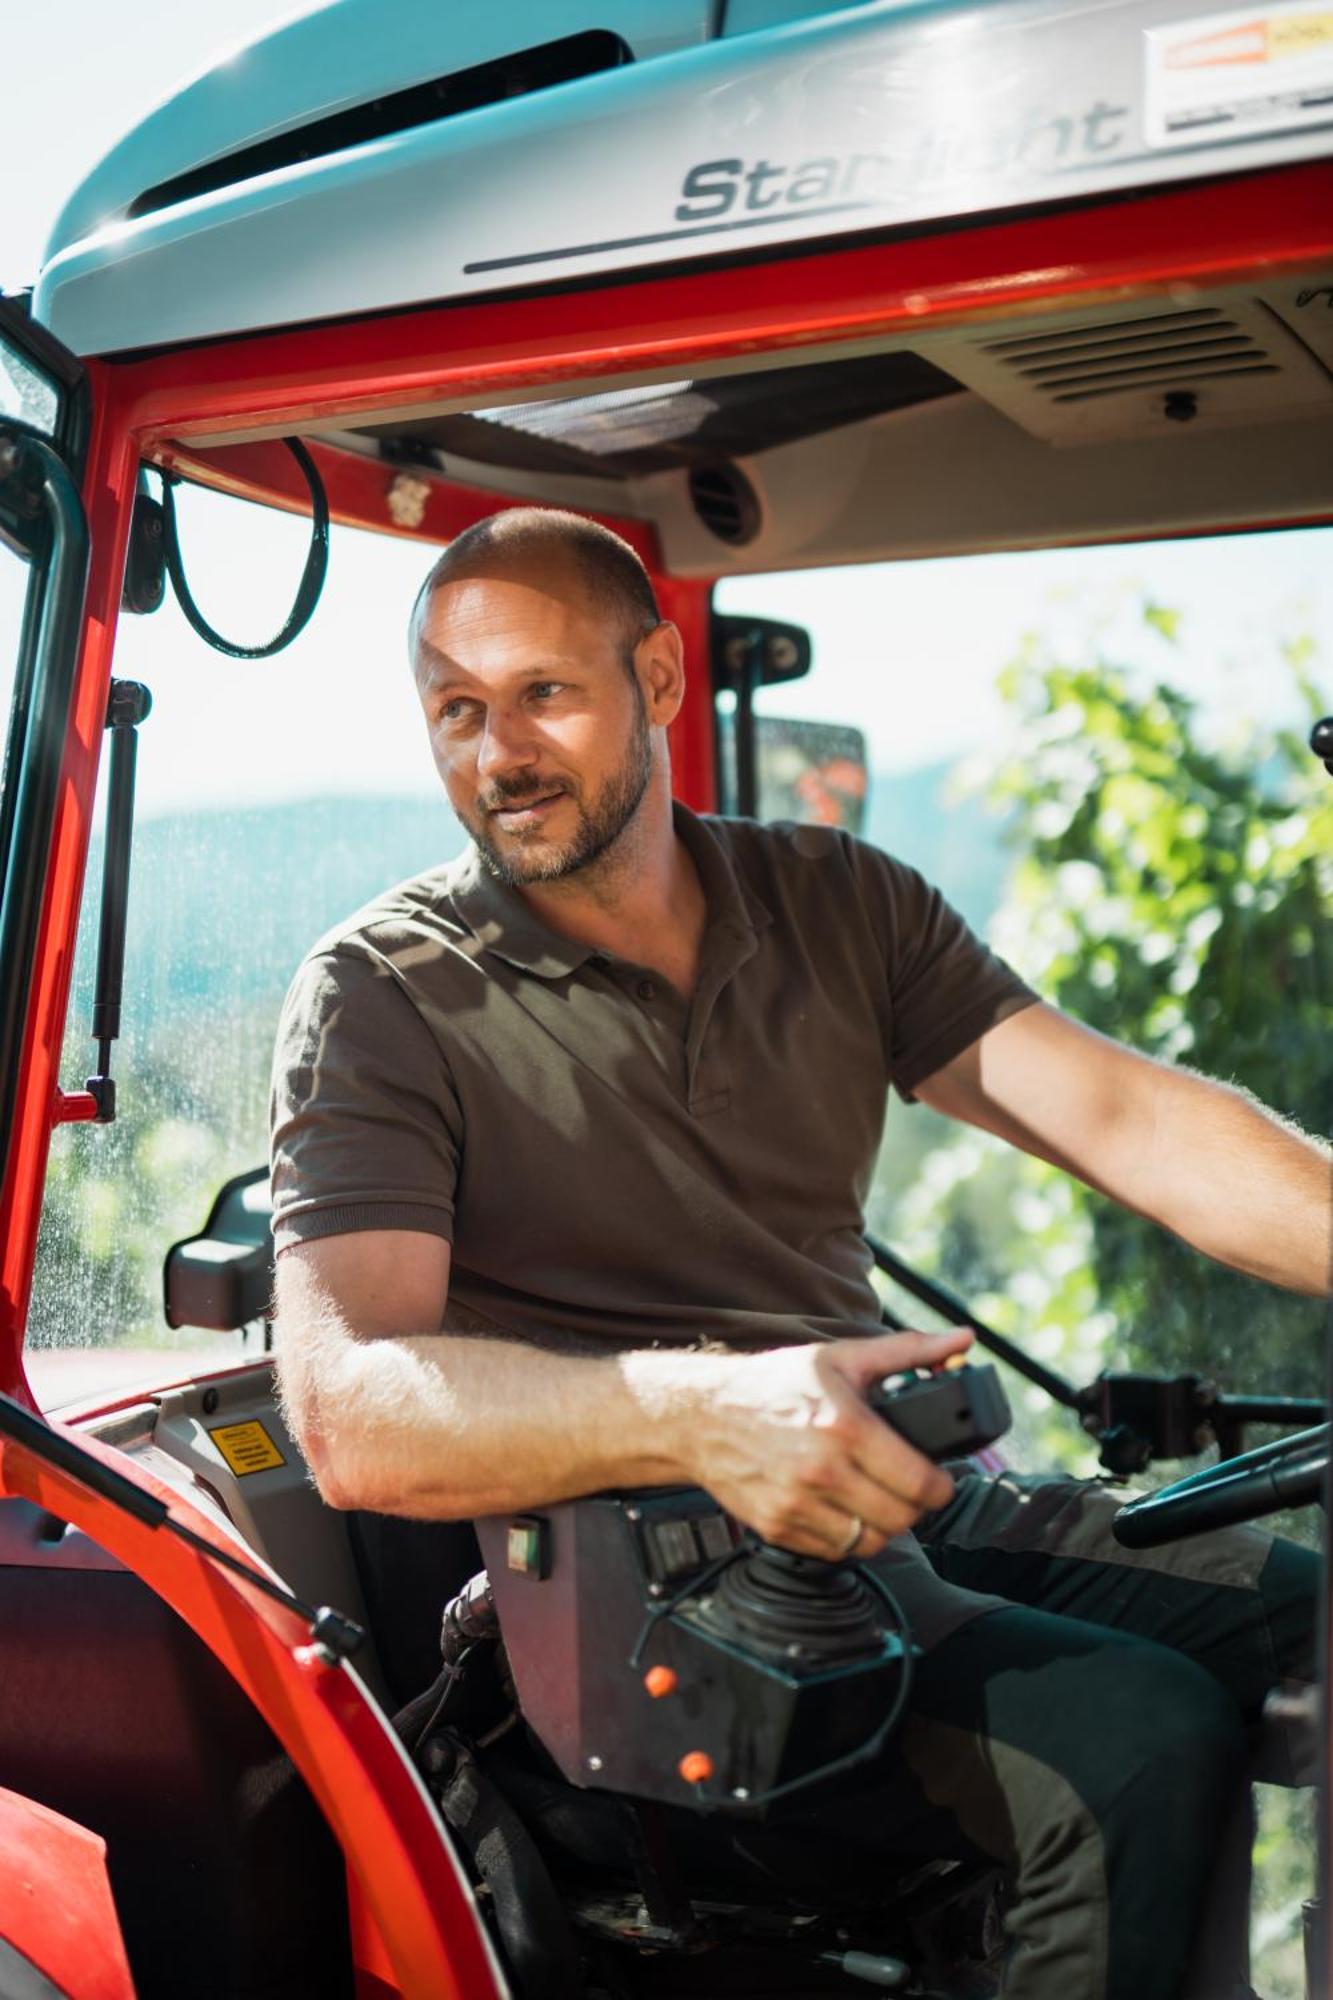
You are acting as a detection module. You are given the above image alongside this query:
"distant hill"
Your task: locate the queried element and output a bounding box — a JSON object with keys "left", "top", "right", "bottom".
{"left": 72, "top": 793, "right": 468, "bottom": 1026}
{"left": 66, "top": 768, "right": 1013, "bottom": 1037}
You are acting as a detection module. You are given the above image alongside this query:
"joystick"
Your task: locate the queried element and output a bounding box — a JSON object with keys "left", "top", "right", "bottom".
{"left": 869, "top": 1361, "right": 1012, "bottom": 1462}
{"left": 477, "top": 1362, "right": 1014, "bottom": 1808}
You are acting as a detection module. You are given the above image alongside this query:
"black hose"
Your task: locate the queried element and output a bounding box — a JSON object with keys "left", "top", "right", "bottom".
{"left": 160, "top": 438, "right": 329, "bottom": 658}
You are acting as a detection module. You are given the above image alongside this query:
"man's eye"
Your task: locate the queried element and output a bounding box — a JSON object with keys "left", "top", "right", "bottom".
{"left": 438, "top": 698, "right": 471, "bottom": 724}
{"left": 530, "top": 682, "right": 563, "bottom": 700}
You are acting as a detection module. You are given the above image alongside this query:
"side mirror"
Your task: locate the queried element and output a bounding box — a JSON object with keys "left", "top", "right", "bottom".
{"left": 711, "top": 613, "right": 811, "bottom": 690}
{"left": 164, "top": 1166, "right": 274, "bottom": 1333}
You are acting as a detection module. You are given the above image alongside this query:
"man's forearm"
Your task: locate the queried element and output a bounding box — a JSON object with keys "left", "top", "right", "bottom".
{"left": 1141, "top": 1067, "right": 1332, "bottom": 1296}
{"left": 277, "top": 1303, "right": 707, "bottom": 1518}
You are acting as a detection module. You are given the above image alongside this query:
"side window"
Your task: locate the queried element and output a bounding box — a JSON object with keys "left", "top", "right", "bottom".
{"left": 715, "top": 531, "right": 1332, "bottom": 1461}
{"left": 26, "top": 485, "right": 462, "bottom": 1409}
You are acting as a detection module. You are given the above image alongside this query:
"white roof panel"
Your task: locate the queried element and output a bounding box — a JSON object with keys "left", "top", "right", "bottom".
{"left": 34, "top": 0, "right": 1333, "bottom": 360}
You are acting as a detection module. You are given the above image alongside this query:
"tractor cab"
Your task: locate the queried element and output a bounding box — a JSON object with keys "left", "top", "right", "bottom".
{"left": 1, "top": 1, "right": 1330, "bottom": 1994}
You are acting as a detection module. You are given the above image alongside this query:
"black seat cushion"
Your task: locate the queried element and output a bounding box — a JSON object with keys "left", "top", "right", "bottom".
{"left": 344, "top": 1511, "right": 483, "bottom": 1708}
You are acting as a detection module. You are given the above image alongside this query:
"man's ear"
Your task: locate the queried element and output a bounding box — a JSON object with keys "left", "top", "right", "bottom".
{"left": 637, "top": 622, "right": 686, "bottom": 728}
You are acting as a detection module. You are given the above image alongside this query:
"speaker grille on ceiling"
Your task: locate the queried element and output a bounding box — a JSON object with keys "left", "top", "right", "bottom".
{"left": 688, "top": 462, "right": 760, "bottom": 545}
{"left": 982, "top": 307, "right": 1280, "bottom": 405}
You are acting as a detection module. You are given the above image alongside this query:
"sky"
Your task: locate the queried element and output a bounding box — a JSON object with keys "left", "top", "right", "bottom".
{"left": 2, "top": 3, "right": 1330, "bottom": 824}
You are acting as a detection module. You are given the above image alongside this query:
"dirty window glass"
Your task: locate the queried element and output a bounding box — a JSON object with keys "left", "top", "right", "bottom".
{"left": 26, "top": 484, "right": 462, "bottom": 1411}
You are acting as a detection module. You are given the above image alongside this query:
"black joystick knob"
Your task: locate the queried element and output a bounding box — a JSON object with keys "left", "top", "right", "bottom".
{"left": 693, "top": 1543, "right": 887, "bottom": 1666}
{"left": 1311, "top": 718, "right": 1333, "bottom": 776}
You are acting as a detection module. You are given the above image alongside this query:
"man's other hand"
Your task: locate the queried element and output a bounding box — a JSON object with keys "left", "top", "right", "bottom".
{"left": 676, "top": 1328, "right": 973, "bottom": 1560}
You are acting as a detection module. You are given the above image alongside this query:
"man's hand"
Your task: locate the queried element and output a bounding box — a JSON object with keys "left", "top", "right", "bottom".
{"left": 673, "top": 1328, "right": 973, "bottom": 1560}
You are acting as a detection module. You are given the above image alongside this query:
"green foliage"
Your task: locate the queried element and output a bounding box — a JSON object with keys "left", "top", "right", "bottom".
{"left": 27, "top": 1011, "right": 273, "bottom": 1354}
{"left": 871, "top": 607, "right": 1331, "bottom": 1467}
{"left": 985, "top": 620, "right": 1330, "bottom": 1394}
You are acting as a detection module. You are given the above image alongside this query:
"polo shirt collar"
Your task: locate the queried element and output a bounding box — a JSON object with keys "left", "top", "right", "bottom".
{"left": 448, "top": 848, "right": 597, "bottom": 978}
{"left": 448, "top": 802, "right": 770, "bottom": 979}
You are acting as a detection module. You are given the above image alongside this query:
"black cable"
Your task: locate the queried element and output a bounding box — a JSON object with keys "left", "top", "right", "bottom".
{"left": 866, "top": 1232, "right": 1082, "bottom": 1411}
{"left": 690, "top": 1565, "right": 916, "bottom": 1813}
{"left": 159, "top": 437, "right": 329, "bottom": 658}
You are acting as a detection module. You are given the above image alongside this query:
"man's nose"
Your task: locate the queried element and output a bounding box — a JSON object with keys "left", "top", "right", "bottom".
{"left": 475, "top": 706, "right": 539, "bottom": 779}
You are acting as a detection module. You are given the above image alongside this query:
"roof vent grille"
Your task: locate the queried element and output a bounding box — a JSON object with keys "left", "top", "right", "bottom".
{"left": 940, "top": 295, "right": 1333, "bottom": 444}
{"left": 688, "top": 463, "right": 760, "bottom": 546}
{"left": 981, "top": 307, "right": 1278, "bottom": 405}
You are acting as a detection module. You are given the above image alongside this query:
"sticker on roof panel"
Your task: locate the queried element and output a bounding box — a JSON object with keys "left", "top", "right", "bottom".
{"left": 1145, "top": 0, "right": 1333, "bottom": 147}
{"left": 209, "top": 1419, "right": 285, "bottom": 1476}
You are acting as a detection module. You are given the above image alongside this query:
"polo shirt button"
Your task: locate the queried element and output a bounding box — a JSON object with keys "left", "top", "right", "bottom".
{"left": 637, "top": 978, "right": 657, "bottom": 1001}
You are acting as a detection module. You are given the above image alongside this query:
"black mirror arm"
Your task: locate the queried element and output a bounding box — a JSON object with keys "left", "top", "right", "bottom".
{"left": 865, "top": 1233, "right": 1083, "bottom": 1411}
{"left": 733, "top": 626, "right": 761, "bottom": 818}
{"left": 84, "top": 678, "right": 152, "bottom": 1124}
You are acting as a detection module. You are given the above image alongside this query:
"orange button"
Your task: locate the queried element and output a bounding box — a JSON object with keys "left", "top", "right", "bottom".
{"left": 644, "top": 1666, "right": 678, "bottom": 1698}
{"left": 678, "top": 1751, "right": 714, "bottom": 1785}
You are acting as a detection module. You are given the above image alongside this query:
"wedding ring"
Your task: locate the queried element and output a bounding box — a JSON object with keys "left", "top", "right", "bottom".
{"left": 833, "top": 1513, "right": 863, "bottom": 1561}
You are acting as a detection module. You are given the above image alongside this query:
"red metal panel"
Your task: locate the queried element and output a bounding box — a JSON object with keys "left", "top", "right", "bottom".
{"left": 0, "top": 1422, "right": 504, "bottom": 2000}
{"left": 158, "top": 434, "right": 663, "bottom": 561}
{"left": 0, "top": 1786, "right": 135, "bottom": 2000}
{"left": 113, "top": 161, "right": 1333, "bottom": 451}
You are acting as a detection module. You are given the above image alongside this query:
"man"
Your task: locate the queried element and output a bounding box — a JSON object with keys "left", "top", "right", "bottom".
{"left": 271, "top": 507, "right": 1327, "bottom": 2000}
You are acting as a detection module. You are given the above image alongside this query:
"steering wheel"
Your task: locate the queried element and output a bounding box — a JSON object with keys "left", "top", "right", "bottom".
{"left": 1112, "top": 1422, "right": 1328, "bottom": 1549}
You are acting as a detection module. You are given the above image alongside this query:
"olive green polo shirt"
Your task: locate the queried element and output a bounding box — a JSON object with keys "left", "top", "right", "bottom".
{"left": 269, "top": 806, "right": 1038, "bottom": 1350}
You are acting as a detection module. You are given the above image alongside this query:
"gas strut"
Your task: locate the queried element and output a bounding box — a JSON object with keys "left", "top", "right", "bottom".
{"left": 0, "top": 1388, "right": 363, "bottom": 1665}
{"left": 84, "top": 677, "right": 150, "bottom": 1123}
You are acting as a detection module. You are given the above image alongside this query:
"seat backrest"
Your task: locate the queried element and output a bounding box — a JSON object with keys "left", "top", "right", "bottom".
{"left": 344, "top": 1511, "right": 484, "bottom": 1710}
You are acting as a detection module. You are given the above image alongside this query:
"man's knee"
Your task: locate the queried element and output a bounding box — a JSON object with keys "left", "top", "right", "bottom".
{"left": 1097, "top": 1640, "right": 1250, "bottom": 1796}
{"left": 919, "top": 1610, "right": 1251, "bottom": 1831}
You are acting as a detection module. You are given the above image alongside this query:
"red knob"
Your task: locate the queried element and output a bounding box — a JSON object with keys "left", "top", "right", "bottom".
{"left": 644, "top": 1666, "right": 678, "bottom": 1698}
{"left": 678, "top": 1751, "right": 714, "bottom": 1785}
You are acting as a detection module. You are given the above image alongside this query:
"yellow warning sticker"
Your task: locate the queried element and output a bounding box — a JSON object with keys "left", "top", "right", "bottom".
{"left": 209, "top": 1419, "right": 285, "bottom": 1476}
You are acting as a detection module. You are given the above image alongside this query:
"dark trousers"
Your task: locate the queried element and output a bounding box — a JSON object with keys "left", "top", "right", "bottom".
{"left": 754, "top": 1471, "right": 1318, "bottom": 2000}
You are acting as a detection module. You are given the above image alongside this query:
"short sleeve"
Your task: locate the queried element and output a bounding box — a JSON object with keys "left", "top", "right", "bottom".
{"left": 269, "top": 944, "right": 463, "bottom": 1253}
{"left": 847, "top": 841, "right": 1039, "bottom": 1102}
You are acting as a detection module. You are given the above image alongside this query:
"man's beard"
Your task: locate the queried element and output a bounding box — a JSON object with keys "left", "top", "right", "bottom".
{"left": 466, "top": 690, "right": 653, "bottom": 887}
